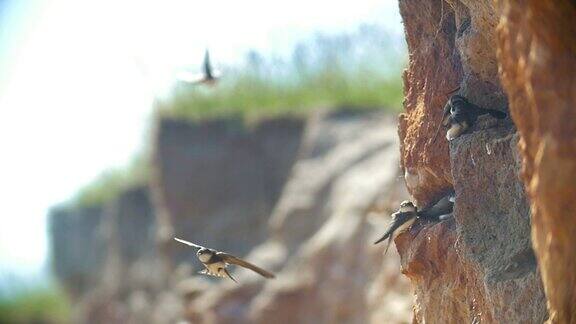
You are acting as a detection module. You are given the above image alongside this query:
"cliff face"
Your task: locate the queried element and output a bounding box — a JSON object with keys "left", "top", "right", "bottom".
{"left": 99, "top": 186, "right": 159, "bottom": 293}
{"left": 183, "top": 111, "right": 412, "bottom": 324}
{"left": 496, "top": 1, "right": 576, "bottom": 322}
{"left": 151, "top": 117, "right": 304, "bottom": 266}
{"left": 49, "top": 205, "right": 106, "bottom": 299}
{"left": 397, "top": 0, "right": 547, "bottom": 322}
{"left": 398, "top": 130, "right": 546, "bottom": 323}
{"left": 399, "top": 0, "right": 509, "bottom": 206}
{"left": 49, "top": 110, "right": 413, "bottom": 323}
{"left": 49, "top": 186, "right": 162, "bottom": 323}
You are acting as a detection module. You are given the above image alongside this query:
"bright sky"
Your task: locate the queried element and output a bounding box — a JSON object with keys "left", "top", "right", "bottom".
{"left": 0, "top": 0, "right": 403, "bottom": 280}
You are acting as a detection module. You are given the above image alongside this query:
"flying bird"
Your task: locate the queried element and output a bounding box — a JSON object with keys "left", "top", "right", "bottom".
{"left": 174, "top": 238, "right": 275, "bottom": 282}
{"left": 433, "top": 95, "right": 507, "bottom": 141}
{"left": 373, "top": 201, "right": 418, "bottom": 254}
{"left": 176, "top": 49, "right": 221, "bottom": 86}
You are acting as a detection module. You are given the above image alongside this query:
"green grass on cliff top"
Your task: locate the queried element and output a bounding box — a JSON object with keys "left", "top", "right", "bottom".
{"left": 160, "top": 27, "right": 406, "bottom": 121}
{"left": 161, "top": 66, "right": 404, "bottom": 122}
{"left": 71, "top": 153, "right": 149, "bottom": 208}
{"left": 71, "top": 26, "right": 406, "bottom": 208}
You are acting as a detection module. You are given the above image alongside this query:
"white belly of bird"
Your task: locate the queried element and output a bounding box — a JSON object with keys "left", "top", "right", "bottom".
{"left": 203, "top": 261, "right": 228, "bottom": 277}
{"left": 392, "top": 217, "right": 415, "bottom": 240}
{"left": 446, "top": 121, "right": 468, "bottom": 140}
{"left": 399, "top": 205, "right": 416, "bottom": 213}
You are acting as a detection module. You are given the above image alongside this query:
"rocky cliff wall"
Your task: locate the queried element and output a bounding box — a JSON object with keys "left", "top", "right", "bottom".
{"left": 181, "top": 110, "right": 412, "bottom": 324}
{"left": 151, "top": 117, "right": 304, "bottom": 269}
{"left": 496, "top": 1, "right": 576, "bottom": 322}
{"left": 397, "top": 0, "right": 547, "bottom": 322}
{"left": 49, "top": 205, "right": 106, "bottom": 299}
{"left": 49, "top": 186, "right": 162, "bottom": 323}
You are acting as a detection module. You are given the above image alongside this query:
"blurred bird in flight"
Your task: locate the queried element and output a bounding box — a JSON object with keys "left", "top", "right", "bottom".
{"left": 176, "top": 49, "right": 221, "bottom": 86}
{"left": 174, "top": 238, "right": 275, "bottom": 282}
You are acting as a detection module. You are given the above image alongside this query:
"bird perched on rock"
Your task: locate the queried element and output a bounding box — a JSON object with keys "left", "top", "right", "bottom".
{"left": 417, "top": 190, "right": 456, "bottom": 221}
{"left": 174, "top": 238, "right": 275, "bottom": 282}
{"left": 176, "top": 49, "right": 221, "bottom": 86}
{"left": 433, "top": 95, "right": 507, "bottom": 141}
{"left": 374, "top": 193, "right": 456, "bottom": 254}
{"left": 373, "top": 201, "right": 418, "bottom": 254}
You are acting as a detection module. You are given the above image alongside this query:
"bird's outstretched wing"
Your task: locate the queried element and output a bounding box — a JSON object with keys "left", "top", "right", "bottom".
{"left": 174, "top": 238, "right": 204, "bottom": 249}
{"left": 217, "top": 253, "right": 275, "bottom": 279}
{"left": 441, "top": 100, "right": 454, "bottom": 126}
{"left": 203, "top": 49, "right": 213, "bottom": 79}
{"left": 432, "top": 100, "right": 453, "bottom": 142}
{"left": 175, "top": 71, "right": 206, "bottom": 84}
{"left": 373, "top": 211, "right": 415, "bottom": 245}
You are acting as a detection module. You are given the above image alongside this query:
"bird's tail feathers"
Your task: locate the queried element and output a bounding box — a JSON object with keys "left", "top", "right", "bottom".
{"left": 383, "top": 238, "right": 393, "bottom": 256}
{"left": 432, "top": 121, "right": 444, "bottom": 143}
{"left": 374, "top": 232, "right": 390, "bottom": 245}
{"left": 487, "top": 109, "right": 507, "bottom": 119}
{"left": 480, "top": 107, "right": 507, "bottom": 119}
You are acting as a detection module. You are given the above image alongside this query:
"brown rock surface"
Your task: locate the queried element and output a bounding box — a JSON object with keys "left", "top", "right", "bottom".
{"left": 496, "top": 1, "right": 576, "bottom": 322}
{"left": 398, "top": 0, "right": 461, "bottom": 206}
{"left": 399, "top": 129, "right": 546, "bottom": 323}
{"left": 399, "top": 0, "right": 509, "bottom": 206}
{"left": 398, "top": 0, "right": 548, "bottom": 323}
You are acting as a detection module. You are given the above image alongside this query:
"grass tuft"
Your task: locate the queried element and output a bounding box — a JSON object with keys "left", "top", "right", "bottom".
{"left": 0, "top": 277, "right": 70, "bottom": 324}
{"left": 71, "top": 153, "right": 149, "bottom": 208}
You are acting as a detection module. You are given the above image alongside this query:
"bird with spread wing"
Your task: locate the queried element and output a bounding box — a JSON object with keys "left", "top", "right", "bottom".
{"left": 174, "top": 238, "right": 275, "bottom": 282}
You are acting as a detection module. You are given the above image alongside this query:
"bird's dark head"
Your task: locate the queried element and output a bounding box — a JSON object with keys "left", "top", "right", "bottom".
{"left": 197, "top": 248, "right": 213, "bottom": 262}
{"left": 399, "top": 200, "right": 416, "bottom": 213}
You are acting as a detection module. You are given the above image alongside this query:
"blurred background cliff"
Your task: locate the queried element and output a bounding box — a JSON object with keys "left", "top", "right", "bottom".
{"left": 0, "top": 0, "right": 412, "bottom": 323}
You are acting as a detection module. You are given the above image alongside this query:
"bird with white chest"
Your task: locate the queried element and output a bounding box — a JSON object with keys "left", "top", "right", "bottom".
{"left": 433, "top": 95, "right": 507, "bottom": 141}
{"left": 174, "top": 238, "right": 275, "bottom": 283}
{"left": 373, "top": 201, "right": 418, "bottom": 254}
{"left": 373, "top": 192, "right": 456, "bottom": 254}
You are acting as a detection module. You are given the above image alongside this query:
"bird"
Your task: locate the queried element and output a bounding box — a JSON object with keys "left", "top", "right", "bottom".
{"left": 176, "top": 49, "right": 221, "bottom": 86}
{"left": 417, "top": 190, "right": 456, "bottom": 221}
{"left": 432, "top": 95, "right": 507, "bottom": 141}
{"left": 174, "top": 238, "right": 275, "bottom": 282}
{"left": 373, "top": 201, "right": 418, "bottom": 254}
